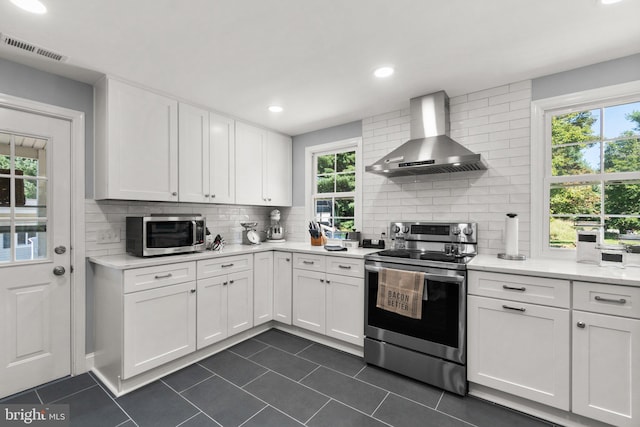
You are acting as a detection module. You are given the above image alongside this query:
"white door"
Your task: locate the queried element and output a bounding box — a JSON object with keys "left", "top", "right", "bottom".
{"left": 227, "top": 270, "right": 253, "bottom": 335}
{"left": 572, "top": 310, "right": 640, "bottom": 427}
{"left": 253, "top": 251, "right": 274, "bottom": 326}
{"left": 197, "top": 275, "right": 228, "bottom": 349}
{"left": 0, "top": 107, "right": 71, "bottom": 398}
{"left": 209, "top": 113, "right": 235, "bottom": 204}
{"left": 178, "top": 102, "right": 210, "bottom": 203}
{"left": 325, "top": 273, "right": 364, "bottom": 346}
{"left": 235, "top": 122, "right": 265, "bottom": 205}
{"left": 292, "top": 269, "right": 326, "bottom": 334}
{"left": 265, "top": 131, "right": 292, "bottom": 206}
{"left": 273, "top": 252, "right": 292, "bottom": 324}
{"left": 467, "top": 295, "right": 570, "bottom": 410}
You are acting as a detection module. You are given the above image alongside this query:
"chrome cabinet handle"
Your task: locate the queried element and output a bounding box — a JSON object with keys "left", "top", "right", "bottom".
{"left": 204, "top": 194, "right": 209, "bottom": 197}
{"left": 303, "top": 261, "right": 314, "bottom": 265}
{"left": 577, "top": 321, "right": 586, "bottom": 328}
{"left": 338, "top": 265, "right": 352, "bottom": 269}
{"left": 595, "top": 296, "right": 627, "bottom": 304}
{"left": 285, "top": 258, "right": 290, "bottom": 262}
{"left": 503, "top": 285, "right": 526, "bottom": 291}
{"left": 223, "top": 281, "right": 228, "bottom": 285}
{"left": 172, "top": 192, "right": 178, "bottom": 196}
{"left": 320, "top": 279, "right": 324, "bottom": 283}
{"left": 502, "top": 305, "right": 526, "bottom": 312}
{"left": 154, "top": 273, "right": 173, "bottom": 279}
{"left": 229, "top": 280, "right": 234, "bottom": 284}
{"left": 190, "top": 289, "right": 196, "bottom": 293}
{"left": 326, "top": 280, "right": 331, "bottom": 284}
{"left": 211, "top": 194, "right": 216, "bottom": 198}
{"left": 221, "top": 263, "right": 234, "bottom": 268}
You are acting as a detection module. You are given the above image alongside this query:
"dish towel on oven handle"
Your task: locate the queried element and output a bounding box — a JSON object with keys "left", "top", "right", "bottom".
{"left": 376, "top": 267, "right": 426, "bottom": 319}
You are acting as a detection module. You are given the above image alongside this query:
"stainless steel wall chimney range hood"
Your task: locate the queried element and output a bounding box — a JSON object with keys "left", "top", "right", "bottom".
{"left": 366, "top": 91, "right": 487, "bottom": 177}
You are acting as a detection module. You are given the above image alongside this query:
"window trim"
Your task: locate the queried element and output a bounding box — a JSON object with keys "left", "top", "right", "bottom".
{"left": 531, "top": 80, "right": 640, "bottom": 259}
{"left": 305, "top": 137, "right": 363, "bottom": 233}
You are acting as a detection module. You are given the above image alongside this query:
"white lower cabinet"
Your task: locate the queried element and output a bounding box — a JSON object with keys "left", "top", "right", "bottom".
{"left": 273, "top": 252, "right": 293, "bottom": 324}
{"left": 468, "top": 271, "right": 640, "bottom": 427}
{"left": 467, "top": 295, "right": 570, "bottom": 410}
{"left": 292, "top": 254, "right": 364, "bottom": 346}
{"left": 196, "top": 256, "right": 254, "bottom": 349}
{"left": 571, "top": 282, "right": 640, "bottom": 427}
{"left": 254, "top": 252, "right": 274, "bottom": 326}
{"left": 123, "top": 282, "right": 196, "bottom": 378}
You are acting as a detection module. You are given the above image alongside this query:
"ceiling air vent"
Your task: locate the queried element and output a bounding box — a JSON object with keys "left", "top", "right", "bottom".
{"left": 0, "top": 33, "right": 67, "bottom": 62}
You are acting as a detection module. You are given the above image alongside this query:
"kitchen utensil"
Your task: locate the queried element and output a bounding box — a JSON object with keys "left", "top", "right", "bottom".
{"left": 267, "top": 209, "right": 285, "bottom": 241}
{"left": 241, "top": 222, "right": 261, "bottom": 245}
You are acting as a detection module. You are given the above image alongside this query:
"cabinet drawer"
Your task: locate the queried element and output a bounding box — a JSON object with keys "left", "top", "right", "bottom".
{"left": 326, "top": 257, "right": 364, "bottom": 278}
{"left": 293, "top": 253, "right": 325, "bottom": 272}
{"left": 573, "top": 281, "right": 640, "bottom": 319}
{"left": 124, "top": 261, "right": 196, "bottom": 293}
{"left": 468, "top": 271, "right": 570, "bottom": 308}
{"left": 197, "top": 254, "right": 253, "bottom": 279}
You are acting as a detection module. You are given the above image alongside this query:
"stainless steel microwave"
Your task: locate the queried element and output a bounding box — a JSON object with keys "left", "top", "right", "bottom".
{"left": 126, "top": 215, "right": 206, "bottom": 257}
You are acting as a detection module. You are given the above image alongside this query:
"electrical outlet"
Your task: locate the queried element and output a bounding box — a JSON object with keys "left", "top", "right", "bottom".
{"left": 97, "top": 228, "right": 120, "bottom": 244}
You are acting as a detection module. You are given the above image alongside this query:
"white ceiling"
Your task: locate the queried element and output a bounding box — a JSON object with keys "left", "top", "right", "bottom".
{"left": 0, "top": 0, "right": 639, "bottom": 136}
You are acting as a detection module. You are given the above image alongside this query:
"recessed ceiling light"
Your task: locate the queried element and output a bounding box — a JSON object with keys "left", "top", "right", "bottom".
{"left": 268, "top": 105, "right": 283, "bottom": 113}
{"left": 10, "top": 0, "right": 47, "bottom": 14}
{"left": 374, "top": 66, "right": 394, "bottom": 78}
{"left": 599, "top": 0, "right": 623, "bottom": 4}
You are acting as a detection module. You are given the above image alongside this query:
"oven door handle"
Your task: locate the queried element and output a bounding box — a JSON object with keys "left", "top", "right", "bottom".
{"left": 365, "top": 264, "right": 464, "bottom": 284}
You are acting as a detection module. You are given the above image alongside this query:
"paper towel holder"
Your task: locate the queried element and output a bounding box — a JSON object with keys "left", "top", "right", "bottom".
{"left": 498, "top": 213, "right": 527, "bottom": 260}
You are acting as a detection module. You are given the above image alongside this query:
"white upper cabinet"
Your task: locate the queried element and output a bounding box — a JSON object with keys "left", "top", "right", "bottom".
{"left": 95, "top": 77, "right": 179, "bottom": 201}
{"left": 178, "top": 103, "right": 210, "bottom": 203}
{"left": 209, "top": 113, "right": 236, "bottom": 204}
{"left": 265, "top": 130, "right": 292, "bottom": 206}
{"left": 178, "top": 104, "right": 236, "bottom": 204}
{"left": 235, "top": 121, "right": 292, "bottom": 206}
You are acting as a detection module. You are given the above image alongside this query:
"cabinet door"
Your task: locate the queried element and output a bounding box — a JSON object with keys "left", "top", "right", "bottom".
{"left": 178, "top": 103, "right": 210, "bottom": 203}
{"left": 292, "top": 269, "right": 326, "bottom": 334}
{"left": 123, "top": 282, "right": 196, "bottom": 378}
{"left": 265, "top": 131, "right": 292, "bottom": 206}
{"left": 197, "top": 275, "right": 228, "bottom": 349}
{"left": 100, "top": 78, "right": 179, "bottom": 201}
{"left": 273, "top": 252, "right": 292, "bottom": 324}
{"left": 227, "top": 270, "right": 254, "bottom": 336}
{"left": 235, "top": 122, "right": 266, "bottom": 205}
{"left": 467, "top": 295, "right": 570, "bottom": 410}
{"left": 326, "top": 274, "right": 363, "bottom": 346}
{"left": 254, "top": 252, "right": 274, "bottom": 326}
{"left": 572, "top": 310, "right": 640, "bottom": 427}
{"left": 210, "top": 113, "right": 236, "bottom": 204}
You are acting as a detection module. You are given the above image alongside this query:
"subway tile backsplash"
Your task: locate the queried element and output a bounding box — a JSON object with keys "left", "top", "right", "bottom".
{"left": 361, "top": 81, "right": 531, "bottom": 256}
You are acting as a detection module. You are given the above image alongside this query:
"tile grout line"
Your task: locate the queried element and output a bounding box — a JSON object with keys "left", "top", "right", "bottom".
{"left": 434, "top": 390, "right": 444, "bottom": 410}
{"left": 295, "top": 342, "right": 315, "bottom": 356}
{"left": 296, "top": 365, "right": 322, "bottom": 383}
{"left": 166, "top": 372, "right": 215, "bottom": 394}
{"left": 33, "top": 389, "right": 43, "bottom": 405}
{"left": 303, "top": 397, "right": 333, "bottom": 425}
{"left": 353, "top": 364, "right": 368, "bottom": 378}
{"left": 237, "top": 405, "right": 269, "bottom": 427}
{"left": 114, "top": 419, "right": 132, "bottom": 427}
{"left": 90, "top": 374, "right": 140, "bottom": 427}
{"left": 370, "top": 391, "right": 390, "bottom": 416}
{"left": 161, "top": 380, "right": 223, "bottom": 427}
{"left": 47, "top": 384, "right": 99, "bottom": 404}
{"left": 174, "top": 411, "right": 205, "bottom": 427}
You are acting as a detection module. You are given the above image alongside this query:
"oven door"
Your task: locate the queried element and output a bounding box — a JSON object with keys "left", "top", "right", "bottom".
{"left": 365, "top": 260, "right": 466, "bottom": 364}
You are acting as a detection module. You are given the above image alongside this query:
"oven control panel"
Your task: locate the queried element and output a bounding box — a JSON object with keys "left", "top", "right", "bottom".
{"left": 389, "top": 221, "right": 477, "bottom": 244}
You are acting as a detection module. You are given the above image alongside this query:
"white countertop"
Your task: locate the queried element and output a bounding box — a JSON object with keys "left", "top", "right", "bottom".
{"left": 89, "top": 242, "right": 382, "bottom": 270}
{"left": 469, "top": 254, "right": 640, "bottom": 287}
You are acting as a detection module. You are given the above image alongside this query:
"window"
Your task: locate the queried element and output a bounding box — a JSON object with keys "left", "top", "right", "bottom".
{"left": 305, "top": 138, "right": 362, "bottom": 238}
{"left": 531, "top": 82, "right": 640, "bottom": 257}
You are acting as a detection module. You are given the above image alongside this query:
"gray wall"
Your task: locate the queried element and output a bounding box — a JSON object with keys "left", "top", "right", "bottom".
{"left": 291, "top": 120, "right": 362, "bottom": 206}
{"left": 532, "top": 53, "right": 640, "bottom": 100}
{"left": 0, "top": 58, "right": 95, "bottom": 197}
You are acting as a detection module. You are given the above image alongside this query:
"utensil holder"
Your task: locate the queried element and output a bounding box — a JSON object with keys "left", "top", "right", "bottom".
{"left": 310, "top": 235, "right": 325, "bottom": 246}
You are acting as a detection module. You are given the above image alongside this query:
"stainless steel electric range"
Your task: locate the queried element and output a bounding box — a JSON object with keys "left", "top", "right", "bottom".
{"left": 364, "top": 221, "right": 478, "bottom": 395}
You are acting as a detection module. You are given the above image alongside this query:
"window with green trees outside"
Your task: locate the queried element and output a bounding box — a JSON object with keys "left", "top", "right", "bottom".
{"left": 313, "top": 149, "right": 356, "bottom": 236}
{"left": 548, "top": 99, "right": 640, "bottom": 248}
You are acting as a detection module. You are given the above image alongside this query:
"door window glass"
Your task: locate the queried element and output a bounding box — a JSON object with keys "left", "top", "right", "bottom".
{"left": 0, "top": 132, "right": 49, "bottom": 263}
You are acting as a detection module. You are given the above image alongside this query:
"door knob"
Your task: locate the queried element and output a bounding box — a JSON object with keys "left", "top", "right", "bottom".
{"left": 577, "top": 321, "right": 586, "bottom": 328}
{"left": 53, "top": 266, "right": 66, "bottom": 276}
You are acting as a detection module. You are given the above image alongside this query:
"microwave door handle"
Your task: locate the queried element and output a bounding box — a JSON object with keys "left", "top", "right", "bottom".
{"left": 192, "top": 220, "right": 197, "bottom": 246}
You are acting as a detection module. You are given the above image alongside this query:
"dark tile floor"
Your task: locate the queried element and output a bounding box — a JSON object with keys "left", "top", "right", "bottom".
{"left": 1, "top": 330, "right": 559, "bottom": 427}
